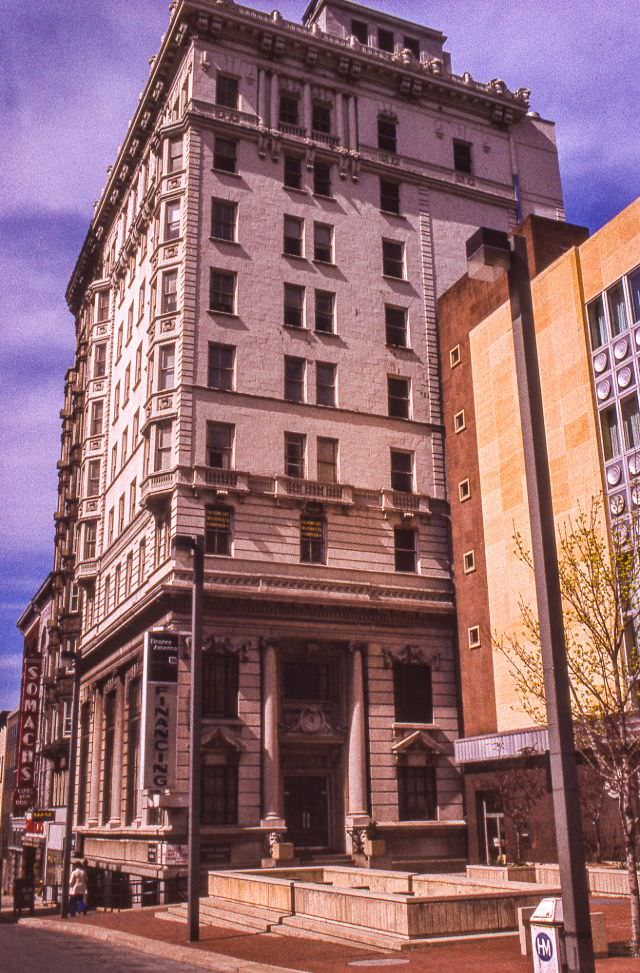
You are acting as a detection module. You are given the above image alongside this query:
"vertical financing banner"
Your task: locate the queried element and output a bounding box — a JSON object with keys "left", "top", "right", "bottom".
{"left": 13, "top": 655, "right": 42, "bottom": 814}
{"left": 140, "top": 631, "right": 179, "bottom": 792}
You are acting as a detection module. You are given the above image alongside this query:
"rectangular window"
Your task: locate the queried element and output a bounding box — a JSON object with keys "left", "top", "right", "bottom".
{"left": 205, "top": 506, "right": 231, "bottom": 556}
{"left": 300, "top": 513, "right": 326, "bottom": 563}
{"left": 208, "top": 342, "right": 235, "bottom": 390}
{"left": 629, "top": 268, "right": 640, "bottom": 323}
{"left": 123, "top": 364, "right": 131, "bottom": 404}
{"left": 216, "top": 74, "right": 239, "bottom": 109}
{"left": 138, "top": 282, "right": 145, "bottom": 321}
{"left": 314, "top": 223, "right": 333, "bottom": 263}
{"left": 587, "top": 295, "right": 607, "bottom": 350}
{"left": 378, "top": 116, "right": 397, "bottom": 153}
{"left": 97, "top": 290, "right": 110, "bottom": 322}
{"left": 285, "top": 432, "right": 306, "bottom": 478}
{"left": 385, "top": 305, "right": 408, "bottom": 347}
{"left": 607, "top": 281, "right": 628, "bottom": 336}
{"left": 403, "top": 36, "right": 420, "bottom": 58}
{"left": 89, "top": 400, "right": 104, "bottom": 436}
{"left": 113, "top": 383, "right": 120, "bottom": 422}
{"left": 118, "top": 494, "right": 125, "bottom": 534}
{"left": 84, "top": 521, "right": 97, "bottom": 559}
{"left": 380, "top": 179, "right": 400, "bottom": 215}
{"left": 284, "top": 154, "right": 303, "bottom": 190}
{"left": 154, "top": 421, "right": 172, "bottom": 471}
{"left": 76, "top": 703, "right": 91, "bottom": 826}
{"left": 459, "top": 478, "right": 471, "bottom": 501}
{"left": 211, "top": 199, "right": 237, "bottom": 241}
{"left": 202, "top": 652, "right": 239, "bottom": 719}
{"left": 138, "top": 537, "right": 146, "bottom": 585}
{"left": 206, "top": 422, "right": 234, "bottom": 469}
{"left": 315, "top": 290, "right": 335, "bottom": 334}
{"left": 158, "top": 343, "right": 176, "bottom": 390}
{"left": 127, "top": 305, "right": 134, "bottom": 345}
{"left": 124, "top": 551, "right": 133, "bottom": 596}
{"left": 394, "top": 527, "right": 417, "bottom": 572}
{"left": 209, "top": 269, "right": 236, "bottom": 313}
{"left": 313, "top": 160, "right": 332, "bottom": 197}
{"left": 454, "top": 410, "right": 466, "bottom": 433}
{"left": 453, "top": 139, "right": 473, "bottom": 174}
{"left": 213, "top": 137, "right": 237, "bottom": 173}
{"left": 398, "top": 765, "right": 437, "bottom": 821}
{"left": 125, "top": 677, "right": 142, "bottom": 825}
{"left": 121, "top": 428, "right": 128, "bottom": 466}
{"left": 600, "top": 406, "right": 621, "bottom": 460}
{"left": 378, "top": 28, "right": 395, "bottom": 52}
{"left": 279, "top": 93, "right": 299, "bottom": 126}
{"left": 162, "top": 269, "right": 178, "bottom": 313}
{"left": 94, "top": 343, "right": 107, "bottom": 378}
{"left": 393, "top": 662, "right": 433, "bottom": 723}
{"left": 283, "top": 216, "right": 304, "bottom": 257}
{"left": 284, "top": 356, "right": 305, "bottom": 402}
{"left": 87, "top": 459, "right": 101, "bottom": 496}
{"left": 69, "top": 582, "right": 80, "bottom": 614}
{"left": 316, "top": 362, "right": 336, "bottom": 406}
{"left": 391, "top": 450, "right": 414, "bottom": 492}
{"left": 351, "top": 19, "right": 368, "bottom": 43}
{"left": 450, "top": 344, "right": 461, "bottom": 367}
{"left": 134, "top": 344, "right": 143, "bottom": 387}
{"left": 116, "top": 324, "right": 124, "bottom": 361}
{"left": 468, "top": 625, "right": 481, "bottom": 649}
{"left": 132, "top": 409, "right": 140, "bottom": 445}
{"left": 202, "top": 762, "right": 238, "bottom": 825}
{"left": 129, "top": 478, "right": 136, "bottom": 519}
{"left": 383, "top": 240, "right": 405, "bottom": 278}
{"left": 622, "top": 395, "right": 640, "bottom": 450}
{"left": 388, "top": 376, "right": 411, "bottom": 418}
{"left": 284, "top": 284, "right": 305, "bottom": 328}
{"left": 312, "top": 101, "right": 331, "bottom": 134}
{"left": 317, "top": 437, "right": 338, "bottom": 483}
{"left": 102, "top": 691, "right": 116, "bottom": 823}
{"left": 463, "top": 550, "right": 476, "bottom": 573}
{"left": 165, "top": 200, "right": 181, "bottom": 241}
{"left": 168, "top": 136, "right": 183, "bottom": 173}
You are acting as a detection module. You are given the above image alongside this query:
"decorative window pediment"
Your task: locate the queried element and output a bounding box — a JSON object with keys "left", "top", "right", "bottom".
{"left": 391, "top": 729, "right": 448, "bottom": 759}
{"left": 202, "top": 726, "right": 245, "bottom": 753}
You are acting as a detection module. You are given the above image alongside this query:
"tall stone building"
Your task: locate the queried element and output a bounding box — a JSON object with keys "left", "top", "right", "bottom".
{"left": 50, "top": 0, "right": 564, "bottom": 892}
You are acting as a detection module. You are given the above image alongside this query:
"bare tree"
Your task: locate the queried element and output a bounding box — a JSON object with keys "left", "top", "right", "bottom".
{"left": 491, "top": 748, "right": 546, "bottom": 864}
{"left": 499, "top": 498, "right": 640, "bottom": 955}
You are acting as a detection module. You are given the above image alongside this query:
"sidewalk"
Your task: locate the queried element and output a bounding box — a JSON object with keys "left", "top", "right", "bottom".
{"left": 21, "top": 898, "right": 638, "bottom": 973}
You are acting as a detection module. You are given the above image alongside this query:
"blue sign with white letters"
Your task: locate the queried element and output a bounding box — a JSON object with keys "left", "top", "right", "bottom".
{"left": 535, "top": 931, "right": 554, "bottom": 963}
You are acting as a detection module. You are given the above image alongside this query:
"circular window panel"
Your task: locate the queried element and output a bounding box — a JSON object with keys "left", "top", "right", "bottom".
{"left": 610, "top": 494, "right": 626, "bottom": 516}
{"left": 614, "top": 338, "right": 629, "bottom": 361}
{"left": 606, "top": 464, "right": 622, "bottom": 486}
{"left": 617, "top": 366, "right": 633, "bottom": 389}
{"left": 594, "top": 351, "right": 608, "bottom": 373}
{"left": 597, "top": 380, "right": 611, "bottom": 400}
{"left": 633, "top": 486, "right": 640, "bottom": 508}
{"left": 629, "top": 454, "right": 640, "bottom": 477}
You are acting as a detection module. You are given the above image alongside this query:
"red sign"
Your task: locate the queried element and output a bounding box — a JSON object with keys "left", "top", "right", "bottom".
{"left": 13, "top": 656, "right": 42, "bottom": 814}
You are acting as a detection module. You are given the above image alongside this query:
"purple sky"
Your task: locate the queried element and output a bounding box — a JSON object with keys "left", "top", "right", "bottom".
{"left": 1, "top": 0, "right": 639, "bottom": 709}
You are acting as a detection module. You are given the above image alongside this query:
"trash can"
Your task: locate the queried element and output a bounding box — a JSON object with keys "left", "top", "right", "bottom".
{"left": 530, "top": 897, "right": 566, "bottom": 973}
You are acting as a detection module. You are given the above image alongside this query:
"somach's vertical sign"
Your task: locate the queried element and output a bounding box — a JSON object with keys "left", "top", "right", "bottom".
{"left": 13, "top": 655, "right": 42, "bottom": 814}
{"left": 140, "top": 631, "right": 179, "bottom": 793}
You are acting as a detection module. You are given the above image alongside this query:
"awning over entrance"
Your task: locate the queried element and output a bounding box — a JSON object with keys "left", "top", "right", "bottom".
{"left": 454, "top": 726, "right": 548, "bottom": 764}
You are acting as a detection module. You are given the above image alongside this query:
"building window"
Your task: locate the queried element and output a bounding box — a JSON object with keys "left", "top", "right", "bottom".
{"left": 123, "top": 365, "right": 131, "bottom": 404}
{"left": 165, "top": 199, "right": 181, "bottom": 241}
{"left": 284, "top": 284, "right": 305, "bottom": 328}
{"left": 279, "top": 93, "right": 300, "bottom": 127}
{"left": 629, "top": 268, "right": 640, "bottom": 323}
{"left": 607, "top": 281, "right": 628, "bottom": 336}
{"left": 134, "top": 344, "right": 143, "bottom": 387}
{"left": 138, "top": 281, "right": 145, "bottom": 322}
{"left": 351, "top": 19, "right": 368, "bottom": 43}
{"left": 114, "top": 564, "right": 122, "bottom": 606}
{"left": 125, "top": 551, "right": 133, "bottom": 596}
{"left": 314, "top": 223, "right": 333, "bottom": 263}
{"left": 403, "top": 35, "right": 420, "bottom": 58}
{"left": 313, "top": 160, "right": 332, "bottom": 197}
{"left": 133, "top": 410, "right": 140, "bottom": 444}
{"left": 283, "top": 216, "right": 304, "bottom": 257}
{"left": 284, "top": 661, "right": 330, "bottom": 701}
{"left": 378, "top": 115, "right": 398, "bottom": 153}
{"left": 209, "top": 270, "right": 236, "bottom": 314}
{"left": 385, "top": 305, "right": 408, "bottom": 347}
{"left": 158, "top": 343, "right": 175, "bottom": 390}
{"left": 87, "top": 459, "right": 101, "bottom": 496}
{"left": 454, "top": 410, "right": 466, "bottom": 433}
{"left": 84, "top": 521, "right": 97, "bottom": 559}
{"left": 125, "top": 678, "right": 142, "bottom": 825}
{"left": 380, "top": 179, "right": 400, "bottom": 215}
{"left": 390, "top": 450, "right": 414, "bottom": 492}
{"left": 69, "top": 582, "right": 80, "bottom": 614}
{"left": 458, "top": 478, "right": 471, "bottom": 501}
{"left": 162, "top": 269, "right": 178, "bottom": 314}
{"left": 315, "top": 290, "right": 335, "bottom": 333}
{"left": 211, "top": 199, "right": 237, "bottom": 241}
{"left": 129, "top": 478, "right": 136, "bottom": 519}
{"left": 116, "top": 325, "right": 123, "bottom": 362}
{"left": 285, "top": 432, "right": 306, "bottom": 478}
{"left": 300, "top": 512, "right": 326, "bottom": 563}
{"left": 463, "top": 550, "right": 476, "bottom": 574}
{"left": 284, "top": 154, "right": 302, "bottom": 190}
{"left": 382, "top": 240, "right": 405, "bottom": 278}
{"left": 94, "top": 343, "right": 107, "bottom": 378}
{"left": 213, "top": 137, "right": 237, "bottom": 173}
{"left": 76, "top": 702, "right": 91, "bottom": 826}
{"left": 113, "top": 383, "right": 120, "bottom": 422}
{"left": 103, "top": 573, "right": 111, "bottom": 614}
{"left": 316, "top": 362, "right": 336, "bottom": 406}
{"left": 285, "top": 356, "right": 305, "bottom": 402}
{"left": 205, "top": 506, "right": 232, "bottom": 556}
{"left": 388, "top": 376, "right": 411, "bottom": 418}
{"left": 398, "top": 765, "right": 437, "bottom": 821}
{"left": 317, "top": 437, "right": 338, "bottom": 483}
{"left": 202, "top": 761, "right": 238, "bottom": 825}
{"left": 468, "top": 625, "right": 481, "bottom": 649}
{"left": 138, "top": 537, "right": 146, "bottom": 586}
{"left": 206, "top": 422, "right": 234, "bottom": 469}
{"left": 108, "top": 506, "right": 114, "bottom": 544}
{"left": 216, "top": 74, "right": 239, "bottom": 109}
{"left": 622, "top": 395, "right": 640, "bottom": 450}
{"left": 600, "top": 406, "right": 621, "bottom": 460}
{"left": 202, "top": 652, "right": 239, "bottom": 718}
{"left": 154, "top": 421, "right": 172, "bottom": 471}
{"left": 378, "top": 28, "right": 395, "bottom": 53}
{"left": 393, "top": 662, "right": 432, "bottom": 723}
{"left": 453, "top": 139, "right": 473, "bottom": 174}
{"left": 312, "top": 101, "right": 331, "bottom": 134}
{"left": 168, "top": 136, "right": 183, "bottom": 173}
{"left": 587, "top": 295, "right": 607, "bottom": 350}
{"left": 102, "top": 690, "right": 116, "bottom": 824}
{"left": 450, "top": 344, "right": 462, "bottom": 367}
{"left": 394, "top": 527, "right": 417, "bottom": 572}
{"left": 97, "top": 290, "right": 110, "bottom": 322}
{"left": 208, "top": 342, "right": 235, "bottom": 390}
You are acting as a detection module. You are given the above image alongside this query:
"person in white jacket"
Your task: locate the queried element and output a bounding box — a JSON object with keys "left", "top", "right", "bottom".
{"left": 69, "top": 860, "right": 88, "bottom": 917}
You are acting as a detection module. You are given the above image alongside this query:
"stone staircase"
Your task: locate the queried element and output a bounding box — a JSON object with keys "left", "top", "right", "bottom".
{"left": 158, "top": 895, "right": 291, "bottom": 935}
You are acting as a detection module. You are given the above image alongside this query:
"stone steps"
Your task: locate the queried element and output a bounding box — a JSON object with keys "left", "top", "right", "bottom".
{"left": 272, "top": 913, "right": 402, "bottom": 951}
{"left": 158, "top": 896, "right": 290, "bottom": 934}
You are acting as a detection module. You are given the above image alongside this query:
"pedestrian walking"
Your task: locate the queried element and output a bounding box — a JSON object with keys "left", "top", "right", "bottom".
{"left": 69, "top": 859, "right": 88, "bottom": 917}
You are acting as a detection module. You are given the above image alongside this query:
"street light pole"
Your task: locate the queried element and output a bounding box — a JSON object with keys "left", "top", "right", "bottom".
{"left": 60, "top": 652, "right": 81, "bottom": 919}
{"left": 466, "top": 228, "right": 595, "bottom": 973}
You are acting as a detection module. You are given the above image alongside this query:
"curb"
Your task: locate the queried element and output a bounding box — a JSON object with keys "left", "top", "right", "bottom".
{"left": 19, "top": 915, "right": 307, "bottom": 973}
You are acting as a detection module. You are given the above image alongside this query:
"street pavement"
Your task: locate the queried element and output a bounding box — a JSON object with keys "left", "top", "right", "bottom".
{"left": 0, "top": 921, "right": 219, "bottom": 973}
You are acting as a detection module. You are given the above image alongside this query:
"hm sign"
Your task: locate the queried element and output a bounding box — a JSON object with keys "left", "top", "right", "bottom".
{"left": 536, "top": 931, "right": 554, "bottom": 963}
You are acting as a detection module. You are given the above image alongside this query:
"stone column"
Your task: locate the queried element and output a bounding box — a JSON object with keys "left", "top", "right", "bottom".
{"left": 269, "top": 72, "right": 279, "bottom": 130}
{"left": 109, "top": 675, "right": 125, "bottom": 824}
{"left": 88, "top": 687, "right": 103, "bottom": 827}
{"left": 261, "top": 641, "right": 284, "bottom": 828}
{"left": 303, "top": 82, "right": 312, "bottom": 135}
{"left": 347, "top": 643, "right": 369, "bottom": 821}
{"left": 336, "top": 94, "right": 345, "bottom": 147}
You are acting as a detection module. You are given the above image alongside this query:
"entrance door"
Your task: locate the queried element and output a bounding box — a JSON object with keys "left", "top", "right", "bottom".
{"left": 478, "top": 790, "right": 505, "bottom": 864}
{"left": 284, "top": 776, "right": 329, "bottom": 848}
